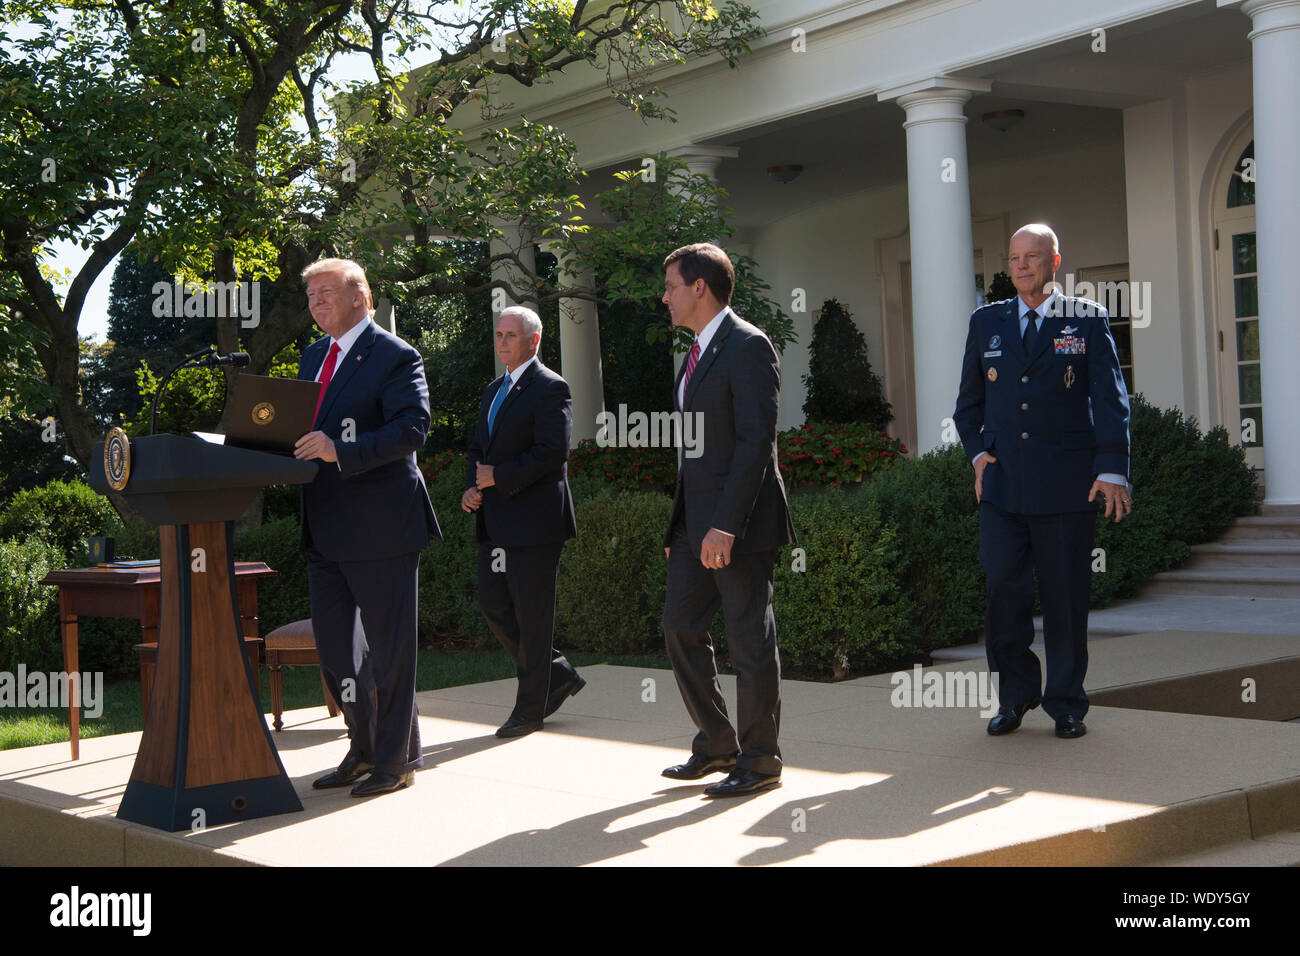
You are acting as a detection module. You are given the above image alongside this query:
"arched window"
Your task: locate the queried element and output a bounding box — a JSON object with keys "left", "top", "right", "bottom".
{"left": 1226, "top": 141, "right": 1254, "bottom": 208}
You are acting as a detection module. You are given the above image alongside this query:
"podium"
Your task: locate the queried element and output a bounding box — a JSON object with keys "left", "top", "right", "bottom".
{"left": 89, "top": 433, "right": 317, "bottom": 831}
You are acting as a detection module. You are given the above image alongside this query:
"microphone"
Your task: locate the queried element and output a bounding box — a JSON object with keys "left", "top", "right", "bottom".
{"left": 194, "top": 351, "right": 251, "bottom": 369}
{"left": 149, "top": 349, "right": 252, "bottom": 434}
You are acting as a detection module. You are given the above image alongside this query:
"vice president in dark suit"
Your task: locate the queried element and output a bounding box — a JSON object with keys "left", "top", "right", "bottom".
{"left": 953, "top": 224, "right": 1131, "bottom": 740}
{"left": 659, "top": 242, "right": 796, "bottom": 797}
{"left": 294, "top": 258, "right": 441, "bottom": 796}
{"left": 463, "top": 306, "right": 584, "bottom": 739}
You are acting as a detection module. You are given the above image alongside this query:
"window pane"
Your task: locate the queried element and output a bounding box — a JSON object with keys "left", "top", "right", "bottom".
{"left": 1232, "top": 233, "right": 1256, "bottom": 275}
{"left": 1236, "top": 319, "right": 1260, "bottom": 362}
{"left": 1227, "top": 141, "right": 1255, "bottom": 208}
{"left": 1240, "top": 406, "right": 1263, "bottom": 448}
{"left": 1239, "top": 363, "right": 1262, "bottom": 405}
{"left": 1111, "top": 322, "right": 1132, "bottom": 366}
{"left": 1234, "top": 276, "right": 1258, "bottom": 318}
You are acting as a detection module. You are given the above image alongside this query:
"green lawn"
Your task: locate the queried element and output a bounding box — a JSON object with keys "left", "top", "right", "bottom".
{"left": 0, "top": 649, "right": 673, "bottom": 751}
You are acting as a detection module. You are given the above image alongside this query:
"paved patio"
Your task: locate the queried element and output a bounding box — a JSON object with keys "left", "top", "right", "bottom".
{"left": 1, "top": 630, "right": 1296, "bottom": 866}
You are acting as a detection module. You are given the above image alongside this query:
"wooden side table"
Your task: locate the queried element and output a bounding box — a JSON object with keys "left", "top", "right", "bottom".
{"left": 38, "top": 561, "right": 276, "bottom": 760}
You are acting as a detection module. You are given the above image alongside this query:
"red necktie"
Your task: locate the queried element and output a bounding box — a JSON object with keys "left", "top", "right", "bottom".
{"left": 312, "top": 342, "right": 341, "bottom": 427}
{"left": 680, "top": 339, "right": 701, "bottom": 404}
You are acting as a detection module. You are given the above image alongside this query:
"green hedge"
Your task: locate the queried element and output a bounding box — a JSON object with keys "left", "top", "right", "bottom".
{"left": 864, "top": 446, "right": 985, "bottom": 650}
{"left": 0, "top": 537, "right": 63, "bottom": 675}
{"left": 775, "top": 492, "right": 918, "bottom": 677}
{"left": 1091, "top": 396, "right": 1259, "bottom": 604}
{"left": 556, "top": 490, "right": 673, "bottom": 655}
{"left": 0, "top": 479, "right": 123, "bottom": 562}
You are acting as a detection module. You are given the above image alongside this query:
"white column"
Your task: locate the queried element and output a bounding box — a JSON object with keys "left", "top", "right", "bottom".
{"left": 1221, "top": 0, "right": 1300, "bottom": 503}
{"left": 666, "top": 145, "right": 740, "bottom": 379}
{"left": 673, "top": 145, "right": 739, "bottom": 185}
{"left": 372, "top": 299, "right": 396, "bottom": 336}
{"left": 547, "top": 244, "right": 606, "bottom": 442}
{"left": 490, "top": 217, "right": 537, "bottom": 374}
{"left": 879, "top": 77, "right": 991, "bottom": 454}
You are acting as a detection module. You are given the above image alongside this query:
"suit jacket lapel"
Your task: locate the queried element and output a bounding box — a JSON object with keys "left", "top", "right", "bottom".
{"left": 683, "top": 310, "right": 734, "bottom": 412}
{"left": 315, "top": 323, "right": 377, "bottom": 426}
{"left": 300, "top": 338, "right": 328, "bottom": 382}
{"left": 1003, "top": 301, "right": 1026, "bottom": 364}
{"left": 486, "top": 360, "right": 540, "bottom": 450}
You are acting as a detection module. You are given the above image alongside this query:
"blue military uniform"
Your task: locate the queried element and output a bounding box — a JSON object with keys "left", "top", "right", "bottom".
{"left": 953, "top": 292, "right": 1130, "bottom": 720}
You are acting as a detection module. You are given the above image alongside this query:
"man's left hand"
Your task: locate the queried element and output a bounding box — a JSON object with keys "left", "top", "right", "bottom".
{"left": 699, "top": 528, "right": 734, "bottom": 570}
{"left": 1089, "top": 479, "right": 1132, "bottom": 522}
{"left": 294, "top": 431, "right": 338, "bottom": 463}
{"left": 475, "top": 463, "right": 496, "bottom": 489}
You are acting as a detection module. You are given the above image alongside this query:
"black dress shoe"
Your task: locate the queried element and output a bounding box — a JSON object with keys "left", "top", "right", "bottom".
{"left": 543, "top": 673, "right": 587, "bottom": 719}
{"left": 703, "top": 768, "right": 782, "bottom": 798}
{"left": 1055, "top": 715, "right": 1087, "bottom": 739}
{"left": 986, "top": 696, "right": 1042, "bottom": 736}
{"left": 662, "top": 752, "right": 739, "bottom": 780}
{"left": 312, "top": 753, "right": 374, "bottom": 789}
{"left": 350, "top": 769, "right": 415, "bottom": 797}
{"left": 496, "top": 716, "right": 544, "bottom": 739}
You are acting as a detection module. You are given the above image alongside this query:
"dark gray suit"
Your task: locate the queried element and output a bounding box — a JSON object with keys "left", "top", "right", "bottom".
{"left": 662, "top": 309, "right": 795, "bottom": 775}
{"left": 466, "top": 360, "right": 580, "bottom": 722}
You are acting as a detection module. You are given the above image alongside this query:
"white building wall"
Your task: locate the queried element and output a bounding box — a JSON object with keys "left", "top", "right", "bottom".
{"left": 750, "top": 139, "right": 1128, "bottom": 430}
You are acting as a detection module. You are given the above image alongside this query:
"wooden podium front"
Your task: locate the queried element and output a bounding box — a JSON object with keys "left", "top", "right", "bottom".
{"left": 90, "top": 433, "right": 316, "bottom": 831}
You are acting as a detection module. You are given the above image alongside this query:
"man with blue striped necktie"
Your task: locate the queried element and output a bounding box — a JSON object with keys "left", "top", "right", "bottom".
{"left": 463, "top": 306, "right": 583, "bottom": 739}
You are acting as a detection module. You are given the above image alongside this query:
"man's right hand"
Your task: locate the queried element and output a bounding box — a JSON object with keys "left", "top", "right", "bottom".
{"left": 461, "top": 487, "right": 483, "bottom": 512}
{"left": 973, "top": 453, "right": 997, "bottom": 502}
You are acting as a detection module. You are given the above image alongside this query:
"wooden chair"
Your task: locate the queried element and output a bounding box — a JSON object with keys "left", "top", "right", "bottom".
{"left": 264, "top": 619, "right": 341, "bottom": 731}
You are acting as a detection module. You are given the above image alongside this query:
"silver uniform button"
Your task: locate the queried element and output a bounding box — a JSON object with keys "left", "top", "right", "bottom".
{"left": 1021, "top": 375, "right": 1029, "bottom": 383}
{"left": 1021, "top": 432, "right": 1029, "bottom": 439}
{"left": 1020, "top": 403, "right": 1029, "bottom": 411}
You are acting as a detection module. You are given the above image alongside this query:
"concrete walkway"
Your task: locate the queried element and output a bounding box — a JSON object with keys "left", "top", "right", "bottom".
{"left": 1, "top": 630, "right": 1296, "bottom": 867}
{"left": 932, "top": 594, "right": 1300, "bottom": 661}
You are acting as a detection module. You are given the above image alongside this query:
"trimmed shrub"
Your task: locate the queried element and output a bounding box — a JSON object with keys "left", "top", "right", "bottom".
{"left": 0, "top": 537, "right": 63, "bottom": 675}
{"left": 779, "top": 420, "right": 907, "bottom": 488}
{"left": 864, "top": 445, "right": 985, "bottom": 651}
{"left": 802, "top": 298, "right": 892, "bottom": 428}
{"left": 557, "top": 490, "right": 674, "bottom": 655}
{"left": 777, "top": 492, "right": 919, "bottom": 678}
{"left": 0, "top": 479, "right": 124, "bottom": 563}
{"left": 1090, "top": 394, "right": 1258, "bottom": 604}
{"left": 418, "top": 465, "right": 489, "bottom": 646}
{"left": 568, "top": 439, "right": 676, "bottom": 494}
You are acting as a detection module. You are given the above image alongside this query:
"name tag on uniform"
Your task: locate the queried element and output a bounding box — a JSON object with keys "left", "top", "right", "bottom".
{"left": 1054, "top": 336, "right": 1086, "bottom": 355}
{"left": 983, "top": 350, "right": 1002, "bottom": 358}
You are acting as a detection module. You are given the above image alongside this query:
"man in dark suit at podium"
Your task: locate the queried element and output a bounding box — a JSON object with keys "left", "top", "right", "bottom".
{"left": 294, "top": 258, "right": 441, "bottom": 796}
{"left": 953, "top": 224, "right": 1131, "bottom": 740}
{"left": 659, "top": 242, "right": 795, "bottom": 797}
{"left": 462, "top": 306, "right": 583, "bottom": 739}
